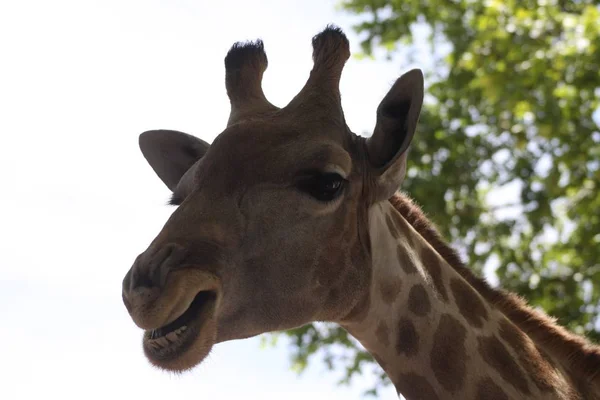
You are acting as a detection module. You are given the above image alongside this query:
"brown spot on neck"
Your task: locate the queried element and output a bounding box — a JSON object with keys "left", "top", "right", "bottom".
{"left": 379, "top": 276, "right": 402, "bottom": 304}
{"left": 478, "top": 334, "right": 531, "bottom": 394}
{"left": 498, "top": 319, "right": 557, "bottom": 392}
{"left": 407, "top": 284, "right": 431, "bottom": 317}
{"left": 476, "top": 377, "right": 510, "bottom": 400}
{"left": 449, "top": 277, "right": 489, "bottom": 328}
{"left": 430, "top": 314, "right": 467, "bottom": 392}
{"left": 397, "top": 245, "right": 417, "bottom": 274}
{"left": 396, "top": 373, "right": 440, "bottom": 400}
{"left": 396, "top": 317, "right": 419, "bottom": 357}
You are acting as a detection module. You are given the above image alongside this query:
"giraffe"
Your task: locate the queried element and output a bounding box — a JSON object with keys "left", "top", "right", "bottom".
{"left": 121, "top": 26, "right": 600, "bottom": 399}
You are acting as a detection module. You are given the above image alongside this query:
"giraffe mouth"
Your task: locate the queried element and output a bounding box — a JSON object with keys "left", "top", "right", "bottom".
{"left": 142, "top": 290, "right": 218, "bottom": 369}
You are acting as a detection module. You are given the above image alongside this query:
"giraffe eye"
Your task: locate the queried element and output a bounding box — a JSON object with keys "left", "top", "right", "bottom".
{"left": 296, "top": 172, "right": 346, "bottom": 202}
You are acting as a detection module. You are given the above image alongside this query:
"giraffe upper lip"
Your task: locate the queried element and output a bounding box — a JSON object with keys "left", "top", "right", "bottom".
{"left": 124, "top": 267, "right": 222, "bottom": 331}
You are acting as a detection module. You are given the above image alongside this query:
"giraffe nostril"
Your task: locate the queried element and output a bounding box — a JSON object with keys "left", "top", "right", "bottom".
{"left": 126, "top": 243, "right": 187, "bottom": 293}
{"left": 132, "top": 266, "right": 155, "bottom": 289}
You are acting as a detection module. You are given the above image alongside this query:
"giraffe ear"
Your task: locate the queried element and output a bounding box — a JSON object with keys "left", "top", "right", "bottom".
{"left": 139, "top": 130, "right": 210, "bottom": 191}
{"left": 366, "top": 69, "right": 424, "bottom": 202}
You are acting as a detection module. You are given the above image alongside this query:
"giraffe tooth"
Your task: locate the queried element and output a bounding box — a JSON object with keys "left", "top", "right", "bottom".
{"left": 166, "top": 332, "right": 178, "bottom": 342}
{"left": 156, "top": 337, "right": 169, "bottom": 347}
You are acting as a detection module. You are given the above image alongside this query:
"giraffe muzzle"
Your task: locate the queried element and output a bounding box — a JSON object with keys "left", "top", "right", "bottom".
{"left": 122, "top": 242, "right": 223, "bottom": 371}
{"left": 142, "top": 289, "right": 218, "bottom": 369}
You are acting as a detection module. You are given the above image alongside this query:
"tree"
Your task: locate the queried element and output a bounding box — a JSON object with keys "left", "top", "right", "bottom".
{"left": 273, "top": 0, "right": 600, "bottom": 395}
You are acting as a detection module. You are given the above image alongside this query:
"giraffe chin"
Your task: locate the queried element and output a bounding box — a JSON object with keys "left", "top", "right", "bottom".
{"left": 142, "top": 291, "right": 218, "bottom": 372}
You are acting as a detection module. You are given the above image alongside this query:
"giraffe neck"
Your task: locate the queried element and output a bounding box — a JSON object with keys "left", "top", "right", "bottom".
{"left": 341, "top": 200, "right": 574, "bottom": 400}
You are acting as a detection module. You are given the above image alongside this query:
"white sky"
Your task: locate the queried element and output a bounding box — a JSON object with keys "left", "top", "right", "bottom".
{"left": 0, "top": 0, "right": 422, "bottom": 398}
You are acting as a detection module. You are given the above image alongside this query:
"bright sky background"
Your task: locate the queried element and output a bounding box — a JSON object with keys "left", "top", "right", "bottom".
{"left": 0, "top": 0, "right": 433, "bottom": 398}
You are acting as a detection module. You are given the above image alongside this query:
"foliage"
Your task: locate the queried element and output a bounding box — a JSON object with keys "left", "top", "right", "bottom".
{"left": 274, "top": 0, "right": 600, "bottom": 395}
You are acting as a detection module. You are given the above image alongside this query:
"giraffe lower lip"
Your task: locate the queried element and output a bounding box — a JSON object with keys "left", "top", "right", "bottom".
{"left": 143, "top": 290, "right": 217, "bottom": 359}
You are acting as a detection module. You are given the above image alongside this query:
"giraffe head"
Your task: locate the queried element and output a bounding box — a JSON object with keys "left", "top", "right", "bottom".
{"left": 122, "top": 26, "right": 424, "bottom": 372}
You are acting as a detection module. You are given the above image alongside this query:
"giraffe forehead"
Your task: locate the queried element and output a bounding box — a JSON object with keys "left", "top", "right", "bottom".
{"left": 201, "top": 122, "right": 355, "bottom": 181}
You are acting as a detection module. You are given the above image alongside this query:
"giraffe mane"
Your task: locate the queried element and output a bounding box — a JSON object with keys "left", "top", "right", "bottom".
{"left": 389, "top": 192, "right": 600, "bottom": 386}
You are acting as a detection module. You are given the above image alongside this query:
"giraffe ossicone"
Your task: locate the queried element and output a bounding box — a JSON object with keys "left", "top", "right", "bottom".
{"left": 122, "top": 26, "right": 600, "bottom": 399}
